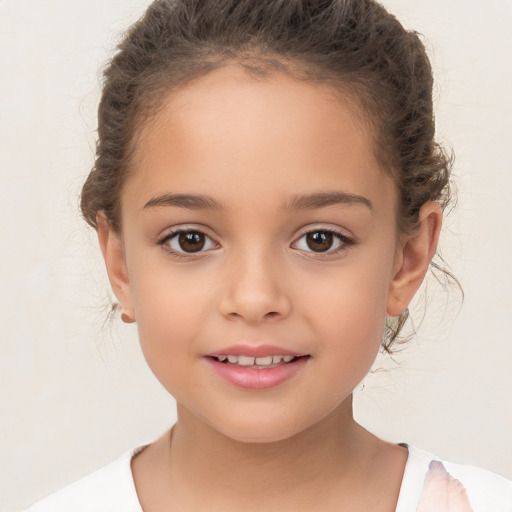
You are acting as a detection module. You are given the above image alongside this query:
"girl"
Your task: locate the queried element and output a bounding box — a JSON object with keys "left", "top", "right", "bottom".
{"left": 25, "top": 0, "right": 512, "bottom": 510}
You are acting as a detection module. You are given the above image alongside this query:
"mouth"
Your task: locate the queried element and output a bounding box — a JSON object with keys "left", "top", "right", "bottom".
{"left": 207, "top": 354, "right": 308, "bottom": 369}
{"left": 204, "top": 347, "right": 310, "bottom": 390}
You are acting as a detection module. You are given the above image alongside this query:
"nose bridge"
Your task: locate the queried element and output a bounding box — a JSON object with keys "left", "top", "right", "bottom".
{"left": 220, "top": 241, "right": 290, "bottom": 323}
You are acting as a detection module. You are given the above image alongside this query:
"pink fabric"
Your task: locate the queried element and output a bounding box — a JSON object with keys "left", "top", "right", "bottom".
{"left": 417, "top": 460, "right": 474, "bottom": 512}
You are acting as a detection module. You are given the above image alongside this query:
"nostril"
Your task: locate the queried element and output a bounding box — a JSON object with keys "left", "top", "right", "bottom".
{"left": 264, "top": 311, "right": 279, "bottom": 318}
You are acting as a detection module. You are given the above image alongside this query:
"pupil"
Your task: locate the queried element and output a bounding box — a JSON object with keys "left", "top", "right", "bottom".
{"left": 179, "top": 232, "right": 205, "bottom": 252}
{"left": 306, "top": 231, "right": 333, "bottom": 252}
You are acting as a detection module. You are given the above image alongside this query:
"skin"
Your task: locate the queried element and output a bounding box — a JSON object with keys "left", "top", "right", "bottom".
{"left": 98, "top": 65, "right": 442, "bottom": 511}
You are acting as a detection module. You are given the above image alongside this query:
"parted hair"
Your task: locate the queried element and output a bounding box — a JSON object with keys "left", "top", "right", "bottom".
{"left": 81, "top": 0, "right": 454, "bottom": 350}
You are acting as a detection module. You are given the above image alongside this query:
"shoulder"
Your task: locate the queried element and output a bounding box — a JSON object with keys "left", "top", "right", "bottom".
{"left": 442, "top": 455, "right": 512, "bottom": 511}
{"left": 24, "top": 446, "right": 146, "bottom": 512}
{"left": 399, "top": 445, "right": 512, "bottom": 512}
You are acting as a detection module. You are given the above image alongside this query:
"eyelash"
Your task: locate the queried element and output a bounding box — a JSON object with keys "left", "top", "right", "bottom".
{"left": 157, "top": 228, "right": 219, "bottom": 259}
{"left": 292, "top": 228, "right": 355, "bottom": 257}
{"left": 157, "top": 227, "right": 355, "bottom": 259}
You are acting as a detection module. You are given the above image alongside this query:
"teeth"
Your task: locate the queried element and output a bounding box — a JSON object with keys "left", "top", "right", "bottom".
{"left": 238, "top": 356, "right": 255, "bottom": 366}
{"left": 255, "top": 356, "right": 273, "bottom": 365}
{"left": 215, "top": 354, "right": 298, "bottom": 366}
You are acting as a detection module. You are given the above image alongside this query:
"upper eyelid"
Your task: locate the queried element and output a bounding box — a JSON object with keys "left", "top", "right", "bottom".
{"left": 157, "top": 227, "right": 220, "bottom": 252}
{"left": 293, "top": 231, "right": 353, "bottom": 245}
{"left": 290, "top": 230, "right": 356, "bottom": 260}
{"left": 158, "top": 228, "right": 219, "bottom": 257}
{"left": 291, "top": 227, "right": 356, "bottom": 253}
{"left": 158, "top": 225, "right": 217, "bottom": 241}
{"left": 293, "top": 225, "right": 354, "bottom": 241}
{"left": 156, "top": 224, "right": 355, "bottom": 245}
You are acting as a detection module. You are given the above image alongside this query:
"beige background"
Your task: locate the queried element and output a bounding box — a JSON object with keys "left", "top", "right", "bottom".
{"left": 1, "top": 1, "right": 511, "bottom": 510}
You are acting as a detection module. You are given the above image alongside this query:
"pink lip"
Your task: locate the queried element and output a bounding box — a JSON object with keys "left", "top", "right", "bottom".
{"left": 204, "top": 345, "right": 310, "bottom": 390}
{"left": 206, "top": 344, "right": 304, "bottom": 358}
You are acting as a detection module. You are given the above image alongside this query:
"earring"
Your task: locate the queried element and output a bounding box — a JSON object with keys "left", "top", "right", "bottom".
{"left": 121, "top": 310, "right": 135, "bottom": 323}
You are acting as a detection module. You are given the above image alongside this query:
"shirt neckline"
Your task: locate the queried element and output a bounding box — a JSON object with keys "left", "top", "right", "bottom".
{"left": 127, "top": 442, "right": 432, "bottom": 512}
{"left": 394, "top": 444, "right": 437, "bottom": 512}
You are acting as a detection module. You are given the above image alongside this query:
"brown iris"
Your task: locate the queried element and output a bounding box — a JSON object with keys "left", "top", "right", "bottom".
{"left": 178, "top": 231, "right": 206, "bottom": 252}
{"left": 306, "top": 231, "right": 334, "bottom": 252}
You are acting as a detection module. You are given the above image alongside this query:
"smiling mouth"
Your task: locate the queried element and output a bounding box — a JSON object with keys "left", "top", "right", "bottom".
{"left": 208, "top": 354, "right": 309, "bottom": 369}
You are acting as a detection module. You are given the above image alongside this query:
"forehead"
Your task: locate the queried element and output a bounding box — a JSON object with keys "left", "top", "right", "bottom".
{"left": 125, "top": 65, "right": 396, "bottom": 213}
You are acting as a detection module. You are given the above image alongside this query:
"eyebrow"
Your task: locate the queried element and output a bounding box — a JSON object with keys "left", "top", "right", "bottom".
{"left": 284, "top": 191, "right": 374, "bottom": 212}
{"left": 143, "top": 190, "right": 373, "bottom": 213}
{"left": 143, "top": 193, "right": 224, "bottom": 210}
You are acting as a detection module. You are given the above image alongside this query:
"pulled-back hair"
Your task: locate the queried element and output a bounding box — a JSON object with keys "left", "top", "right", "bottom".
{"left": 81, "top": 0, "right": 454, "bottom": 350}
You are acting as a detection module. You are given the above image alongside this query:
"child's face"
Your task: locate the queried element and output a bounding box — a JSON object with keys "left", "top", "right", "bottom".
{"left": 111, "top": 66, "right": 403, "bottom": 441}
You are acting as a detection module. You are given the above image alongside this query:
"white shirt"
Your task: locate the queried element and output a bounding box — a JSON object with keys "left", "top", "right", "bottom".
{"left": 25, "top": 444, "right": 512, "bottom": 511}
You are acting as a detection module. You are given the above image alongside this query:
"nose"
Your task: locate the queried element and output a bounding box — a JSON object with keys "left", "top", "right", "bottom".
{"left": 218, "top": 248, "right": 292, "bottom": 324}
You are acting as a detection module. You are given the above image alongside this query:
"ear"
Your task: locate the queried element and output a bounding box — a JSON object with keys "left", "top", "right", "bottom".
{"left": 97, "top": 213, "right": 135, "bottom": 323}
{"left": 387, "top": 201, "right": 443, "bottom": 316}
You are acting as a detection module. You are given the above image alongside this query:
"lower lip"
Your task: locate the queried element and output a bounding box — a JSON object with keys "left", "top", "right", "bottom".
{"left": 205, "top": 357, "right": 309, "bottom": 390}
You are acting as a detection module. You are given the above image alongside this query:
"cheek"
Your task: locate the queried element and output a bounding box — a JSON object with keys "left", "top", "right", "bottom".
{"left": 130, "top": 251, "right": 213, "bottom": 327}
{"left": 315, "top": 292, "right": 385, "bottom": 373}
{"left": 299, "top": 251, "right": 393, "bottom": 369}
{"left": 127, "top": 262, "right": 213, "bottom": 385}
{"left": 303, "top": 256, "right": 392, "bottom": 333}
{"left": 303, "top": 291, "right": 386, "bottom": 409}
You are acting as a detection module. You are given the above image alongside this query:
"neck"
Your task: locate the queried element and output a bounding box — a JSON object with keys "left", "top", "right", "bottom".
{"left": 171, "top": 397, "right": 377, "bottom": 499}
{"left": 131, "top": 396, "right": 408, "bottom": 511}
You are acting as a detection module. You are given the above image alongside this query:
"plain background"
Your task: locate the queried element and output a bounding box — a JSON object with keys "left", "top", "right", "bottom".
{"left": 1, "top": 1, "right": 511, "bottom": 510}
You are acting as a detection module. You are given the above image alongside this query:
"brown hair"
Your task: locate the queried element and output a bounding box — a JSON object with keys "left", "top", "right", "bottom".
{"left": 81, "top": 0, "right": 454, "bottom": 350}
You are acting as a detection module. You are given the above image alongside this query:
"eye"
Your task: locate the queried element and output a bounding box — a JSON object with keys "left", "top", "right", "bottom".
{"left": 293, "top": 229, "right": 352, "bottom": 254}
{"left": 162, "top": 230, "right": 218, "bottom": 254}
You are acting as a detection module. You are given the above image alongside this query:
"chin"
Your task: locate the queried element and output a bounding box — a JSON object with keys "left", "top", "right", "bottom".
{"left": 203, "top": 408, "right": 319, "bottom": 444}
{"left": 219, "top": 426, "right": 303, "bottom": 444}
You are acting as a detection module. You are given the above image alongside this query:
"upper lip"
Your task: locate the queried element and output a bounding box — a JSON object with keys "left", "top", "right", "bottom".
{"left": 206, "top": 344, "right": 306, "bottom": 358}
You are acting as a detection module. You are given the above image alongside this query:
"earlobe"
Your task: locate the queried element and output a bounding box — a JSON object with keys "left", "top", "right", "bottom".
{"left": 387, "top": 201, "right": 443, "bottom": 317}
{"left": 97, "top": 213, "right": 135, "bottom": 322}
